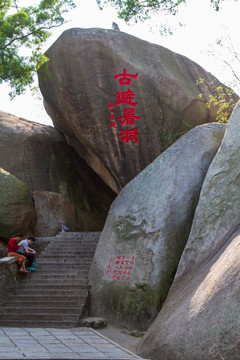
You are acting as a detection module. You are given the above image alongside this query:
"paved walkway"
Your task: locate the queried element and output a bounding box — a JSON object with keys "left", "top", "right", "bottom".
{"left": 0, "top": 327, "right": 146, "bottom": 359}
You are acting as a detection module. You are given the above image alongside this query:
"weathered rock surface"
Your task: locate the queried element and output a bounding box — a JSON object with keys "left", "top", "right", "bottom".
{"left": 33, "top": 191, "right": 75, "bottom": 236}
{"left": 138, "top": 228, "right": 240, "bottom": 360}
{"left": 0, "top": 111, "right": 115, "bottom": 235}
{"left": 38, "top": 28, "right": 237, "bottom": 193}
{"left": 88, "top": 122, "right": 226, "bottom": 330}
{"left": 79, "top": 317, "right": 107, "bottom": 329}
{"left": 0, "top": 167, "right": 36, "bottom": 239}
{"left": 0, "top": 257, "right": 19, "bottom": 301}
{"left": 137, "top": 102, "right": 240, "bottom": 359}
{"left": 177, "top": 101, "right": 240, "bottom": 279}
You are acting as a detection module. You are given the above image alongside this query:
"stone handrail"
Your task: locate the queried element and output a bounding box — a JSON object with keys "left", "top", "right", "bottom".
{"left": 0, "top": 256, "right": 17, "bottom": 264}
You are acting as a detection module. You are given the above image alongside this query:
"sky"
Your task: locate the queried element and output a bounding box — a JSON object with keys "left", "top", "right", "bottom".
{"left": 1, "top": 0, "right": 240, "bottom": 126}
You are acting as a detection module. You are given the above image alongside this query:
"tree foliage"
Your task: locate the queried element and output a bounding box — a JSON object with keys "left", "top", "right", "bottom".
{"left": 197, "top": 78, "right": 237, "bottom": 123}
{"left": 96, "top": 0, "right": 224, "bottom": 22}
{"left": 0, "top": 0, "right": 75, "bottom": 97}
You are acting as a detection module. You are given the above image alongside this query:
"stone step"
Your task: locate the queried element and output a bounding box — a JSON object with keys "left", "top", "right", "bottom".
{"left": 54, "top": 238, "right": 99, "bottom": 242}
{"left": 37, "top": 257, "right": 93, "bottom": 263}
{"left": 45, "top": 245, "right": 97, "bottom": 249}
{"left": 40, "top": 253, "right": 95, "bottom": 258}
{"left": 14, "top": 282, "right": 89, "bottom": 290}
{"left": 34, "top": 263, "right": 91, "bottom": 269}
{"left": 51, "top": 243, "right": 98, "bottom": 247}
{"left": 33, "top": 268, "right": 90, "bottom": 274}
{"left": 30, "top": 272, "right": 88, "bottom": 279}
{"left": 0, "top": 319, "right": 81, "bottom": 328}
{"left": 0, "top": 312, "right": 82, "bottom": 321}
{"left": 34, "top": 262, "right": 89, "bottom": 267}
{"left": 44, "top": 246, "right": 97, "bottom": 251}
{"left": 48, "top": 233, "right": 99, "bottom": 236}
{"left": 47, "top": 241, "right": 98, "bottom": 245}
{"left": 48, "top": 240, "right": 98, "bottom": 243}
{"left": 35, "top": 263, "right": 92, "bottom": 269}
{"left": 0, "top": 300, "right": 84, "bottom": 307}
{"left": 10, "top": 292, "right": 89, "bottom": 301}
{"left": 29, "top": 274, "right": 88, "bottom": 286}
{"left": 6, "top": 294, "right": 87, "bottom": 302}
{"left": 39, "top": 261, "right": 94, "bottom": 265}
{"left": 20, "top": 284, "right": 89, "bottom": 290}
{"left": 33, "top": 267, "right": 90, "bottom": 273}
{"left": 56, "top": 232, "right": 101, "bottom": 236}
{"left": 37, "top": 258, "right": 92, "bottom": 262}
{"left": 0, "top": 306, "right": 83, "bottom": 314}
{"left": 15, "top": 288, "right": 89, "bottom": 296}
{"left": 28, "top": 265, "right": 89, "bottom": 274}
{"left": 41, "top": 250, "right": 97, "bottom": 254}
{"left": 55, "top": 236, "right": 99, "bottom": 239}
{"left": 52, "top": 243, "right": 96, "bottom": 246}
{"left": 50, "top": 244, "right": 98, "bottom": 249}
{"left": 27, "top": 278, "right": 89, "bottom": 289}
{"left": 34, "top": 263, "right": 91, "bottom": 268}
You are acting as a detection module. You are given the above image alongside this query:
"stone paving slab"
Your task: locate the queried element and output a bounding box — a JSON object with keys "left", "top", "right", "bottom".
{"left": 0, "top": 327, "right": 147, "bottom": 360}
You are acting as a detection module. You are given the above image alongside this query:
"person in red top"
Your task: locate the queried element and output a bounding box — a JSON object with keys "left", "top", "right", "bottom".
{"left": 8, "top": 234, "right": 30, "bottom": 274}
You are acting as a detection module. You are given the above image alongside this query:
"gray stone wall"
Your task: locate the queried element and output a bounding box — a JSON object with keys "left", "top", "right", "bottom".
{"left": 0, "top": 257, "right": 19, "bottom": 302}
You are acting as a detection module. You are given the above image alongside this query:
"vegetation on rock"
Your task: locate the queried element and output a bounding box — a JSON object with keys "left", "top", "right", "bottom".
{"left": 197, "top": 78, "right": 237, "bottom": 123}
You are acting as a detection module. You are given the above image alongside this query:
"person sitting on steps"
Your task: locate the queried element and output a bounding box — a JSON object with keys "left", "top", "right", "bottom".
{"left": 16, "top": 235, "right": 37, "bottom": 272}
{"left": 7, "top": 234, "right": 31, "bottom": 274}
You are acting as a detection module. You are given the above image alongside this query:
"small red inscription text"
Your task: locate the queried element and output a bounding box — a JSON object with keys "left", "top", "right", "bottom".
{"left": 106, "top": 255, "right": 135, "bottom": 281}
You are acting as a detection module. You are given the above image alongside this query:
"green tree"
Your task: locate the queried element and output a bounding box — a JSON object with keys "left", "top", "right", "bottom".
{"left": 197, "top": 78, "right": 237, "bottom": 123}
{"left": 0, "top": 0, "right": 75, "bottom": 97}
{"left": 96, "top": 0, "right": 223, "bottom": 22}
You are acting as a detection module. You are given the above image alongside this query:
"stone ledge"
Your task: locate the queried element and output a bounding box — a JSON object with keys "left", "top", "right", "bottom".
{"left": 0, "top": 257, "right": 19, "bottom": 302}
{"left": 0, "top": 256, "right": 17, "bottom": 264}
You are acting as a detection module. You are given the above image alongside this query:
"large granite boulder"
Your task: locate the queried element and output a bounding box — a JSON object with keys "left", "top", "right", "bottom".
{"left": 137, "top": 102, "right": 240, "bottom": 359}
{"left": 0, "top": 111, "right": 115, "bottom": 233}
{"left": 38, "top": 28, "right": 237, "bottom": 193}
{"left": 88, "top": 122, "right": 226, "bottom": 330}
{"left": 33, "top": 191, "right": 75, "bottom": 236}
{"left": 0, "top": 167, "right": 36, "bottom": 239}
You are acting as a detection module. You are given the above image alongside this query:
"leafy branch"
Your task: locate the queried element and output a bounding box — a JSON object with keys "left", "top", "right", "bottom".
{"left": 0, "top": 0, "right": 76, "bottom": 97}
{"left": 197, "top": 78, "right": 237, "bottom": 123}
{"left": 96, "top": 0, "right": 224, "bottom": 23}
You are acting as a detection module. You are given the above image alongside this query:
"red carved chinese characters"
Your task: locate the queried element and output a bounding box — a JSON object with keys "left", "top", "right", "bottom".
{"left": 119, "top": 128, "right": 138, "bottom": 144}
{"left": 106, "top": 255, "right": 135, "bottom": 281}
{"left": 108, "top": 101, "right": 117, "bottom": 128}
{"left": 117, "top": 108, "right": 141, "bottom": 125}
{"left": 108, "top": 68, "right": 141, "bottom": 144}
{"left": 116, "top": 89, "right": 138, "bottom": 107}
{"left": 113, "top": 68, "right": 138, "bottom": 86}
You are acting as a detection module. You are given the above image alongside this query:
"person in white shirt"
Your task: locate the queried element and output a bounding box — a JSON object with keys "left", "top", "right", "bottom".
{"left": 17, "top": 235, "right": 37, "bottom": 271}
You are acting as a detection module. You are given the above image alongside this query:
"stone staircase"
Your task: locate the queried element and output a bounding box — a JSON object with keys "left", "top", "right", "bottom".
{"left": 0, "top": 232, "right": 100, "bottom": 327}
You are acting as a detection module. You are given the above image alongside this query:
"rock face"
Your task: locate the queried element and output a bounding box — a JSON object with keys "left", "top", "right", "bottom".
{"left": 137, "top": 102, "right": 240, "bottom": 359}
{"left": 33, "top": 191, "right": 75, "bottom": 236}
{"left": 0, "top": 168, "right": 36, "bottom": 239}
{"left": 38, "top": 28, "right": 236, "bottom": 193}
{"left": 138, "top": 228, "right": 240, "bottom": 360}
{"left": 176, "top": 101, "right": 240, "bottom": 279}
{"left": 0, "top": 111, "right": 115, "bottom": 237}
{"left": 88, "top": 122, "right": 226, "bottom": 330}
